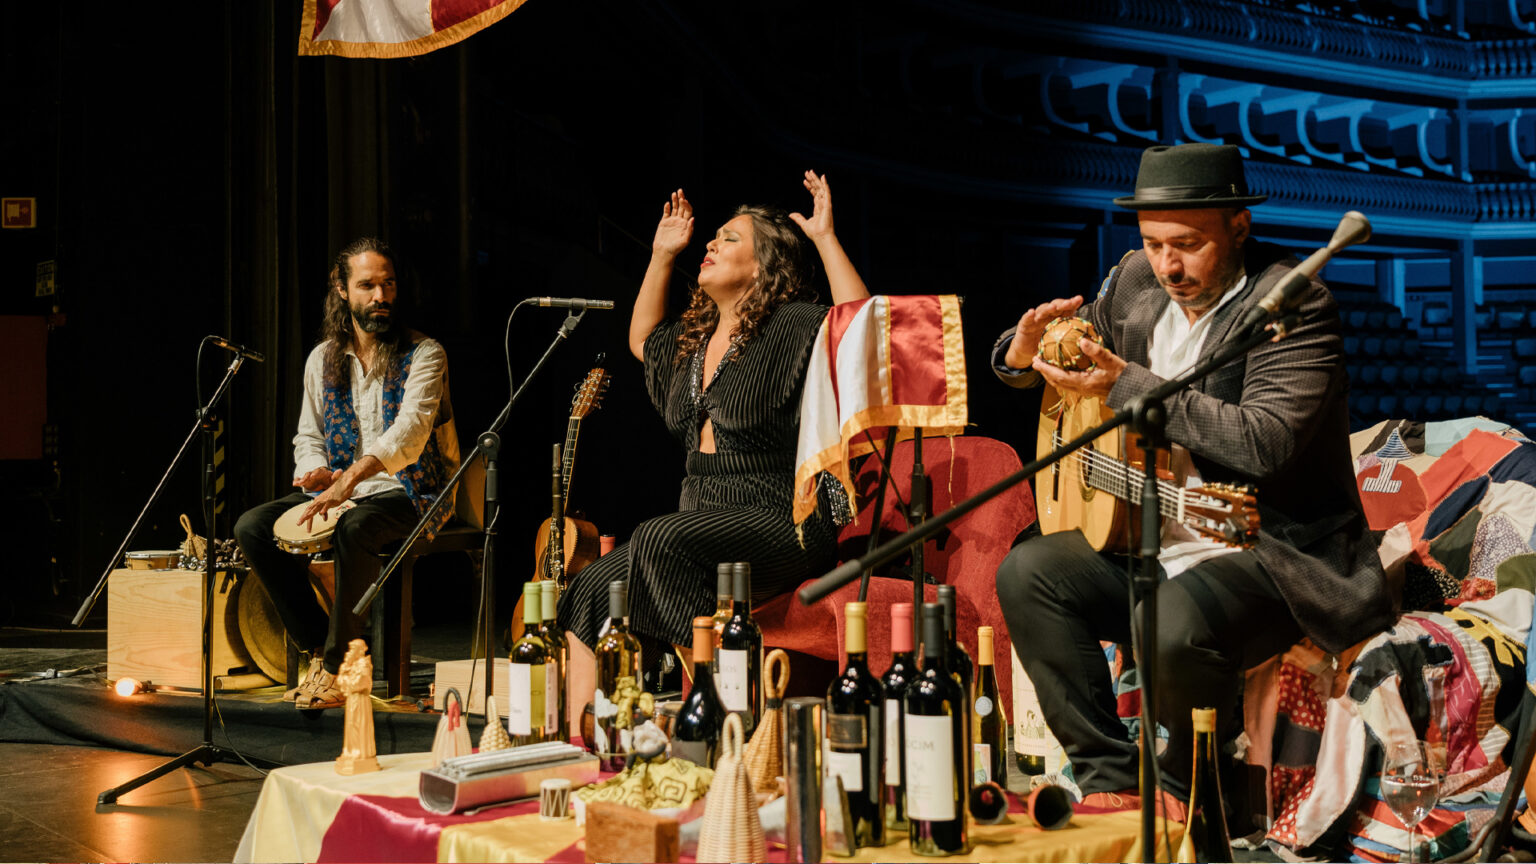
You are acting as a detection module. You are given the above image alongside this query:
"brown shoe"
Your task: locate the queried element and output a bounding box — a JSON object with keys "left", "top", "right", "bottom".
{"left": 294, "top": 668, "right": 344, "bottom": 710}
{"left": 283, "top": 655, "right": 323, "bottom": 702}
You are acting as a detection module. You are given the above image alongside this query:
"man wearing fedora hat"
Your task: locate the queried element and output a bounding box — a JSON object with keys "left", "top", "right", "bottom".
{"left": 990, "top": 143, "right": 1393, "bottom": 814}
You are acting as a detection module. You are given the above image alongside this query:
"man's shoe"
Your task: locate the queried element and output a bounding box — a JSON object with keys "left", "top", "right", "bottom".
{"left": 284, "top": 655, "right": 324, "bottom": 702}
{"left": 294, "top": 668, "right": 344, "bottom": 710}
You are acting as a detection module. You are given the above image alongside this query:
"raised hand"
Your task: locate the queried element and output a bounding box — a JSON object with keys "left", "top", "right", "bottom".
{"left": 1004, "top": 296, "right": 1084, "bottom": 370}
{"left": 788, "top": 170, "right": 835, "bottom": 243}
{"left": 653, "top": 189, "right": 694, "bottom": 257}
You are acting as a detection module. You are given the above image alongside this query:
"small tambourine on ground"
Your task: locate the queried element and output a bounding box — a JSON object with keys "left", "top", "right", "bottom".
{"left": 1037, "top": 316, "right": 1102, "bottom": 372}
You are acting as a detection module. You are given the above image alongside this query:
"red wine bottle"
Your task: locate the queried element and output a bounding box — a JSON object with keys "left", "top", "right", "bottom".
{"left": 880, "top": 602, "right": 917, "bottom": 832}
{"left": 972, "top": 626, "right": 1006, "bottom": 787}
{"left": 826, "top": 601, "right": 885, "bottom": 848}
{"left": 718, "top": 561, "right": 762, "bottom": 736}
{"left": 935, "top": 585, "right": 974, "bottom": 796}
{"left": 672, "top": 616, "right": 728, "bottom": 767}
{"left": 905, "top": 602, "right": 970, "bottom": 856}
{"left": 1176, "top": 707, "right": 1233, "bottom": 863}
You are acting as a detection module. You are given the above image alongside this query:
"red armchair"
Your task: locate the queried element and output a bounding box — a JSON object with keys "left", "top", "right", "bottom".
{"left": 756, "top": 435, "right": 1036, "bottom": 706}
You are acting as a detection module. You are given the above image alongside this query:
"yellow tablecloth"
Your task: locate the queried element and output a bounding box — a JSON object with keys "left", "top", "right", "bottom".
{"left": 235, "top": 753, "right": 1184, "bottom": 863}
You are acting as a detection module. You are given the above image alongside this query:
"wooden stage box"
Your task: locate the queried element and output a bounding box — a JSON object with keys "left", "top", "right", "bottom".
{"left": 107, "top": 568, "right": 260, "bottom": 690}
{"left": 433, "top": 658, "right": 510, "bottom": 716}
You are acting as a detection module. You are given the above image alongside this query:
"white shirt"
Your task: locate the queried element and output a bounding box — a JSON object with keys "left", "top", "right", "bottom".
{"left": 292, "top": 336, "right": 450, "bottom": 500}
{"left": 1148, "top": 276, "right": 1246, "bottom": 578}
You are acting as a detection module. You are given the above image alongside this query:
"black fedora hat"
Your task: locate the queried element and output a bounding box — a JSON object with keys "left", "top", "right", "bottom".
{"left": 1114, "top": 143, "right": 1268, "bottom": 210}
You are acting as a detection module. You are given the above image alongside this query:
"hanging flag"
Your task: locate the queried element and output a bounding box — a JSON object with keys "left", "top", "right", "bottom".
{"left": 793, "top": 294, "right": 968, "bottom": 526}
{"left": 298, "top": 0, "right": 530, "bottom": 59}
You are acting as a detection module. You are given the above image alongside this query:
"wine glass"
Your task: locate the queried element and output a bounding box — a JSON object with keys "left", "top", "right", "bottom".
{"left": 1381, "top": 740, "right": 1444, "bottom": 864}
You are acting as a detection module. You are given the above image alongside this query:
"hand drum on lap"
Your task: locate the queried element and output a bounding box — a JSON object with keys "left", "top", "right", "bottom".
{"left": 1037, "top": 317, "right": 1101, "bottom": 372}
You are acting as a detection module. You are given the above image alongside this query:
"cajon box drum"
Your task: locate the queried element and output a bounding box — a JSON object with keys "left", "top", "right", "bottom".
{"left": 107, "top": 568, "right": 275, "bottom": 690}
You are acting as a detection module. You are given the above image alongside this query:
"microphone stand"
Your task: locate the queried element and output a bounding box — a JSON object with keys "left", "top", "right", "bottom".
{"left": 355, "top": 304, "right": 587, "bottom": 715}
{"left": 74, "top": 352, "right": 282, "bottom": 806}
{"left": 799, "top": 310, "right": 1301, "bottom": 861}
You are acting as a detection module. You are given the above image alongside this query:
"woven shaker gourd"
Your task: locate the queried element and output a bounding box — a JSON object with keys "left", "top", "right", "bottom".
{"left": 742, "top": 648, "right": 790, "bottom": 795}
{"left": 696, "top": 712, "right": 767, "bottom": 863}
{"left": 1037, "top": 316, "right": 1102, "bottom": 372}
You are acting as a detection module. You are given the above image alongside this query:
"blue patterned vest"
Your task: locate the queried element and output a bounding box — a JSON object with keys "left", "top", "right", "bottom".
{"left": 322, "top": 341, "right": 454, "bottom": 541}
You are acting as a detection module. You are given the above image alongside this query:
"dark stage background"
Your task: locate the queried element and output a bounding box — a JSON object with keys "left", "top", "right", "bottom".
{"left": 1, "top": 0, "right": 1532, "bottom": 631}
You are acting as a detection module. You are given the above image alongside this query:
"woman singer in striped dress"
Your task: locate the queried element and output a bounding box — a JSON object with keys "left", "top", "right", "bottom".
{"left": 559, "top": 171, "right": 870, "bottom": 716}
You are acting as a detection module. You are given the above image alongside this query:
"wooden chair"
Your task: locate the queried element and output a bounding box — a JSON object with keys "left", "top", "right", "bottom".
{"left": 374, "top": 456, "right": 486, "bottom": 697}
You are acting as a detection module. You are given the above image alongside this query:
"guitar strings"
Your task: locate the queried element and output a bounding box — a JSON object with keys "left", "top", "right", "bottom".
{"left": 1051, "top": 432, "right": 1197, "bottom": 519}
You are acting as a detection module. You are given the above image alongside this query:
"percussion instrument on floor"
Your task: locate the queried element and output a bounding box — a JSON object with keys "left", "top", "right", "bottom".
{"left": 273, "top": 498, "right": 357, "bottom": 554}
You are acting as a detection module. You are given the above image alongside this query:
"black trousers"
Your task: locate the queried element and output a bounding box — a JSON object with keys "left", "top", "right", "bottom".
{"left": 995, "top": 530, "right": 1302, "bottom": 799}
{"left": 233, "top": 490, "right": 419, "bottom": 673}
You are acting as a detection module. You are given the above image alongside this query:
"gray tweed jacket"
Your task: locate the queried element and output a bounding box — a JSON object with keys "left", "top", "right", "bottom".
{"left": 993, "top": 240, "right": 1395, "bottom": 653}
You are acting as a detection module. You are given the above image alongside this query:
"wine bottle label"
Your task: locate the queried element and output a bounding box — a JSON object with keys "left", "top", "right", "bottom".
{"left": 1012, "top": 660, "right": 1050, "bottom": 759}
{"left": 973, "top": 743, "right": 992, "bottom": 784}
{"left": 827, "top": 712, "right": 867, "bottom": 750}
{"left": 904, "top": 715, "right": 956, "bottom": 821}
{"left": 884, "top": 698, "right": 901, "bottom": 783}
{"left": 507, "top": 661, "right": 545, "bottom": 737}
{"left": 717, "top": 649, "right": 749, "bottom": 712}
{"left": 544, "top": 663, "right": 560, "bottom": 735}
{"left": 824, "top": 744, "right": 864, "bottom": 793}
{"left": 975, "top": 695, "right": 994, "bottom": 717}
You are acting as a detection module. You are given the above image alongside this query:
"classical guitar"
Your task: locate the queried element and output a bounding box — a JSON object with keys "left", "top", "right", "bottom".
{"left": 510, "top": 363, "right": 611, "bottom": 642}
{"left": 1034, "top": 383, "right": 1259, "bottom": 552}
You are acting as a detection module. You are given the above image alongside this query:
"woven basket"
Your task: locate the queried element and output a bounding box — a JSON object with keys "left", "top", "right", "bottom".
{"left": 479, "top": 695, "right": 512, "bottom": 752}
{"left": 431, "top": 688, "right": 475, "bottom": 766}
{"left": 742, "top": 649, "right": 789, "bottom": 795}
{"left": 696, "top": 713, "right": 767, "bottom": 863}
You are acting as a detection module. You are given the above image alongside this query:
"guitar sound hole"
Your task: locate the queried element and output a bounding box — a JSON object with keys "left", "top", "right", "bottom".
{"left": 1079, "top": 442, "right": 1097, "bottom": 502}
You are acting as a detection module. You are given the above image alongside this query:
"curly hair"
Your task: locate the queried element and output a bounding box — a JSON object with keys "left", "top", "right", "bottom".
{"left": 321, "top": 237, "right": 410, "bottom": 387}
{"left": 672, "top": 205, "right": 818, "bottom": 365}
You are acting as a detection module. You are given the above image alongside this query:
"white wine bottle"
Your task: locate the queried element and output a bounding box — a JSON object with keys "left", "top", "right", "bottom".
{"left": 972, "top": 627, "right": 1006, "bottom": 787}
{"left": 592, "top": 580, "right": 641, "bottom": 770}
{"left": 539, "top": 580, "right": 566, "bottom": 743}
{"left": 507, "top": 581, "right": 549, "bottom": 747}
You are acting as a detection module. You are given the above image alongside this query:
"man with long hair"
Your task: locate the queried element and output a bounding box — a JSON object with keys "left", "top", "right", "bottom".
{"left": 233, "top": 237, "right": 459, "bottom": 709}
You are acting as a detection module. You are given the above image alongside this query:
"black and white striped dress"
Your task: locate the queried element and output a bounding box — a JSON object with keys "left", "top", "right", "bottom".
{"left": 558, "top": 301, "right": 839, "bottom": 651}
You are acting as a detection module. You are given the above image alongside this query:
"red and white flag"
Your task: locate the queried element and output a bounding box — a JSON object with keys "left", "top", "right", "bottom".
{"left": 298, "top": 0, "right": 530, "bottom": 58}
{"left": 793, "top": 295, "right": 968, "bottom": 525}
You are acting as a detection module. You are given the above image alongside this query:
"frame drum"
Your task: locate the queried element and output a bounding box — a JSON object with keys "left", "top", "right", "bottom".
{"left": 273, "top": 498, "right": 357, "bottom": 554}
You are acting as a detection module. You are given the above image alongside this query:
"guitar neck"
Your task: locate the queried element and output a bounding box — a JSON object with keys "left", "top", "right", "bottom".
{"left": 1060, "top": 432, "right": 1185, "bottom": 521}
{"left": 561, "top": 416, "right": 580, "bottom": 513}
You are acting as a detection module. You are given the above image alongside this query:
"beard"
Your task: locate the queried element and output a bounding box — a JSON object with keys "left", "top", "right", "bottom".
{"left": 1160, "top": 252, "right": 1246, "bottom": 314}
{"left": 350, "top": 300, "right": 394, "bottom": 334}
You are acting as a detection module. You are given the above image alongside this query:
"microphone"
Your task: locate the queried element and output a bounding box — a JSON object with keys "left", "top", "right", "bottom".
{"left": 533, "top": 297, "right": 615, "bottom": 310}
{"left": 207, "top": 335, "right": 266, "bottom": 363}
{"left": 1239, "top": 211, "right": 1371, "bottom": 332}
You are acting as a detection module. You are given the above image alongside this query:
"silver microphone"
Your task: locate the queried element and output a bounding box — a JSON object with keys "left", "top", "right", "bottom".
{"left": 1240, "top": 211, "right": 1371, "bottom": 331}
{"left": 207, "top": 335, "right": 266, "bottom": 363}
{"left": 533, "top": 297, "right": 615, "bottom": 310}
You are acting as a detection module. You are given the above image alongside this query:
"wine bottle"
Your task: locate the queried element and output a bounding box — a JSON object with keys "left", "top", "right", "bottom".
{"left": 935, "top": 585, "right": 974, "bottom": 796}
{"left": 880, "top": 602, "right": 917, "bottom": 832}
{"left": 539, "top": 579, "right": 567, "bottom": 743}
{"left": 593, "top": 579, "right": 642, "bottom": 769}
{"left": 507, "top": 581, "right": 550, "bottom": 746}
{"left": 826, "top": 601, "right": 886, "bottom": 848}
{"left": 972, "top": 626, "right": 1006, "bottom": 787}
{"left": 905, "top": 603, "right": 970, "bottom": 856}
{"left": 718, "top": 561, "right": 762, "bottom": 736}
{"left": 1176, "top": 708, "right": 1233, "bottom": 864}
{"left": 1011, "top": 646, "right": 1049, "bottom": 775}
{"left": 710, "top": 562, "right": 733, "bottom": 678}
{"left": 672, "top": 616, "right": 728, "bottom": 766}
